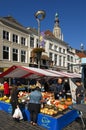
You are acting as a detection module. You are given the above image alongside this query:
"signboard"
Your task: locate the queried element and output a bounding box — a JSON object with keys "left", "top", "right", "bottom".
{"left": 69, "top": 79, "right": 77, "bottom": 103}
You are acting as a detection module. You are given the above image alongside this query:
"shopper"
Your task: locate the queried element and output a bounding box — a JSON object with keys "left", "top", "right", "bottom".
{"left": 10, "top": 85, "right": 19, "bottom": 115}
{"left": 3, "top": 81, "right": 10, "bottom": 97}
{"left": 75, "top": 80, "right": 85, "bottom": 104}
{"left": 28, "top": 86, "right": 42, "bottom": 126}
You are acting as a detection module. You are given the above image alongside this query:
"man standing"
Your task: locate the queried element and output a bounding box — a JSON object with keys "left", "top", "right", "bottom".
{"left": 75, "top": 80, "right": 85, "bottom": 104}
{"left": 54, "top": 78, "right": 65, "bottom": 99}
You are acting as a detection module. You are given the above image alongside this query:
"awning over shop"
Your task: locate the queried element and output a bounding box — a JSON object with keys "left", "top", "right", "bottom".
{"left": 0, "top": 65, "right": 63, "bottom": 79}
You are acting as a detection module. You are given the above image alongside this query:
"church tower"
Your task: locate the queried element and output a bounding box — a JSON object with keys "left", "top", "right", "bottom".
{"left": 53, "top": 13, "right": 63, "bottom": 40}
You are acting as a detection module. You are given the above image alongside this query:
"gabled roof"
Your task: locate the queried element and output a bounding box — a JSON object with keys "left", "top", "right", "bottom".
{"left": 0, "top": 16, "right": 29, "bottom": 34}
{"left": 45, "top": 30, "right": 55, "bottom": 38}
{"left": 3, "top": 16, "right": 23, "bottom": 27}
{"left": 76, "top": 52, "right": 86, "bottom": 58}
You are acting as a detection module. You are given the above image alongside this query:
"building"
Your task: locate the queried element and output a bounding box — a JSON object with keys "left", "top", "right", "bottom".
{"left": 0, "top": 13, "right": 79, "bottom": 73}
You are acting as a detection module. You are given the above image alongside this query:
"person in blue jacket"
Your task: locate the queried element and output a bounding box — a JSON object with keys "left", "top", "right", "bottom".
{"left": 28, "top": 86, "right": 42, "bottom": 126}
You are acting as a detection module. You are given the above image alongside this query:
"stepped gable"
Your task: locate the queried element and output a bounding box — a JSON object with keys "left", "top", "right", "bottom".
{"left": 0, "top": 110, "right": 46, "bottom": 130}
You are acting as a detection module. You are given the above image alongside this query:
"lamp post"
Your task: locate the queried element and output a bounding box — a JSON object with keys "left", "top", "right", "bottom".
{"left": 34, "top": 10, "right": 46, "bottom": 68}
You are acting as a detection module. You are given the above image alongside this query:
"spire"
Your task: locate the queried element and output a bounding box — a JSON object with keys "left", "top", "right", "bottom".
{"left": 53, "top": 12, "right": 63, "bottom": 40}
{"left": 54, "top": 13, "right": 59, "bottom": 27}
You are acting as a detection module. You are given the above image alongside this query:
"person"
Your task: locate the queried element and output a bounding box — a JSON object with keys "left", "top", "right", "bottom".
{"left": 54, "top": 78, "right": 65, "bottom": 99}
{"left": 75, "top": 80, "right": 85, "bottom": 104}
{"left": 28, "top": 86, "right": 42, "bottom": 126}
{"left": 63, "top": 79, "right": 71, "bottom": 99}
{"left": 3, "top": 81, "right": 10, "bottom": 97}
{"left": 10, "top": 85, "right": 19, "bottom": 115}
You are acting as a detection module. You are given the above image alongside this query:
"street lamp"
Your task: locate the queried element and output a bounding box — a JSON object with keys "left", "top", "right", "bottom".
{"left": 34, "top": 10, "right": 46, "bottom": 68}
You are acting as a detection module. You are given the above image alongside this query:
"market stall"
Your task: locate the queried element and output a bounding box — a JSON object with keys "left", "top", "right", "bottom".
{"left": 0, "top": 65, "right": 82, "bottom": 130}
{"left": 0, "top": 100, "right": 79, "bottom": 130}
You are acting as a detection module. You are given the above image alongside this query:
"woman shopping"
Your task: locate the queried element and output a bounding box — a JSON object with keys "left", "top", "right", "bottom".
{"left": 28, "top": 86, "right": 42, "bottom": 126}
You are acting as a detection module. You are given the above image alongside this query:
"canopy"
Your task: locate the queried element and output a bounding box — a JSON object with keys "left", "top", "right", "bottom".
{"left": 0, "top": 65, "right": 81, "bottom": 79}
{"left": 46, "top": 69, "right": 81, "bottom": 78}
{"left": 0, "top": 65, "right": 63, "bottom": 79}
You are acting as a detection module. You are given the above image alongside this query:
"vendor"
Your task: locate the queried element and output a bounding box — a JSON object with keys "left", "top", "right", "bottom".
{"left": 54, "top": 78, "right": 65, "bottom": 99}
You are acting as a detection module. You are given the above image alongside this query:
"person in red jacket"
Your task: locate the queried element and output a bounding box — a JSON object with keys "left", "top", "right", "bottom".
{"left": 3, "top": 81, "right": 10, "bottom": 97}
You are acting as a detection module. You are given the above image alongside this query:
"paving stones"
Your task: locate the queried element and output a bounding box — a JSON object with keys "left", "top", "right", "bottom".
{"left": 0, "top": 110, "right": 86, "bottom": 130}
{"left": 63, "top": 114, "right": 86, "bottom": 130}
{"left": 0, "top": 111, "right": 46, "bottom": 130}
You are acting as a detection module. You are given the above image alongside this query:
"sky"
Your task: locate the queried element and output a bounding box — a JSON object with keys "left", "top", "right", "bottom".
{"left": 0, "top": 0, "right": 86, "bottom": 50}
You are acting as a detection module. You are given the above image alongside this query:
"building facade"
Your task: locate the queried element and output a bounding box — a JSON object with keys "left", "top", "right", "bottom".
{"left": 0, "top": 14, "right": 80, "bottom": 73}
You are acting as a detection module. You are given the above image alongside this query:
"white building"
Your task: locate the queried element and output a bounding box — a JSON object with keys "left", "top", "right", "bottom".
{"left": 0, "top": 14, "right": 79, "bottom": 73}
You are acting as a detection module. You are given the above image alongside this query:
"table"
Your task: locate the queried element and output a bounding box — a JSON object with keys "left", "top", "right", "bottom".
{"left": 72, "top": 104, "right": 86, "bottom": 129}
{"left": 72, "top": 104, "right": 86, "bottom": 112}
{"left": 0, "top": 101, "right": 79, "bottom": 130}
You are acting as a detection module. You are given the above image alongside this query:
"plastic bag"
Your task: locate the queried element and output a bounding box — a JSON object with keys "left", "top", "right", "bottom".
{"left": 13, "top": 107, "right": 23, "bottom": 120}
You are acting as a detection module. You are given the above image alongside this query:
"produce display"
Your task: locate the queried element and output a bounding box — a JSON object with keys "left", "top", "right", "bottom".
{"left": 17, "top": 91, "right": 72, "bottom": 116}
{"left": 0, "top": 95, "right": 10, "bottom": 103}
{"left": 40, "top": 92, "right": 72, "bottom": 116}
{"left": 0, "top": 89, "right": 72, "bottom": 117}
{"left": 0, "top": 84, "right": 4, "bottom": 90}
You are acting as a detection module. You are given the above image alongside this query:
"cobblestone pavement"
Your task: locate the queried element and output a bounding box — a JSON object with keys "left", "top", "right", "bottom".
{"left": 0, "top": 110, "right": 86, "bottom": 130}
{"left": 63, "top": 113, "right": 86, "bottom": 130}
{"left": 0, "top": 111, "right": 46, "bottom": 130}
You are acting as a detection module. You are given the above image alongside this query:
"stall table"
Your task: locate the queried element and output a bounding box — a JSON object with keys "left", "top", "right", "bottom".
{"left": 0, "top": 101, "right": 79, "bottom": 130}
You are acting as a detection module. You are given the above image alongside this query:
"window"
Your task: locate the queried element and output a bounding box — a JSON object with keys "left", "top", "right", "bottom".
{"left": 59, "top": 47, "right": 62, "bottom": 53}
{"left": 54, "top": 45, "right": 57, "bottom": 51}
{"left": 21, "top": 37, "right": 26, "bottom": 45}
{"left": 63, "top": 57, "right": 66, "bottom": 67}
{"left": 3, "top": 46, "right": 9, "bottom": 59}
{"left": 12, "top": 48, "right": 18, "bottom": 61}
{"left": 30, "top": 36, "right": 34, "bottom": 47}
{"left": 3, "top": 30, "right": 9, "bottom": 40}
{"left": 13, "top": 34, "right": 18, "bottom": 43}
{"left": 36, "top": 39, "right": 38, "bottom": 47}
{"left": 67, "top": 55, "right": 70, "bottom": 61}
{"left": 67, "top": 63, "right": 70, "bottom": 71}
{"left": 59, "top": 55, "right": 62, "bottom": 66}
{"left": 49, "top": 52, "right": 53, "bottom": 60}
{"left": 21, "top": 50, "right": 26, "bottom": 62}
{"left": 54, "top": 54, "right": 57, "bottom": 65}
{"left": 71, "top": 56, "right": 73, "bottom": 62}
{"left": 49, "top": 43, "right": 53, "bottom": 49}
{"left": 63, "top": 49, "right": 65, "bottom": 54}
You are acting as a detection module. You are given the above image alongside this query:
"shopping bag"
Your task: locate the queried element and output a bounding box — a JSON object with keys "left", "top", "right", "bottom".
{"left": 13, "top": 107, "right": 23, "bottom": 120}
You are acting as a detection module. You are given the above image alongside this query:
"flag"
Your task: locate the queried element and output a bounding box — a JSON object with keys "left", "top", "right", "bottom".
{"left": 39, "top": 32, "right": 45, "bottom": 47}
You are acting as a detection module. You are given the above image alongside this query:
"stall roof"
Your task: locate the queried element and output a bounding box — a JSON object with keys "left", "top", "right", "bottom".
{"left": 0, "top": 65, "right": 63, "bottom": 79}
{"left": 46, "top": 69, "right": 81, "bottom": 78}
